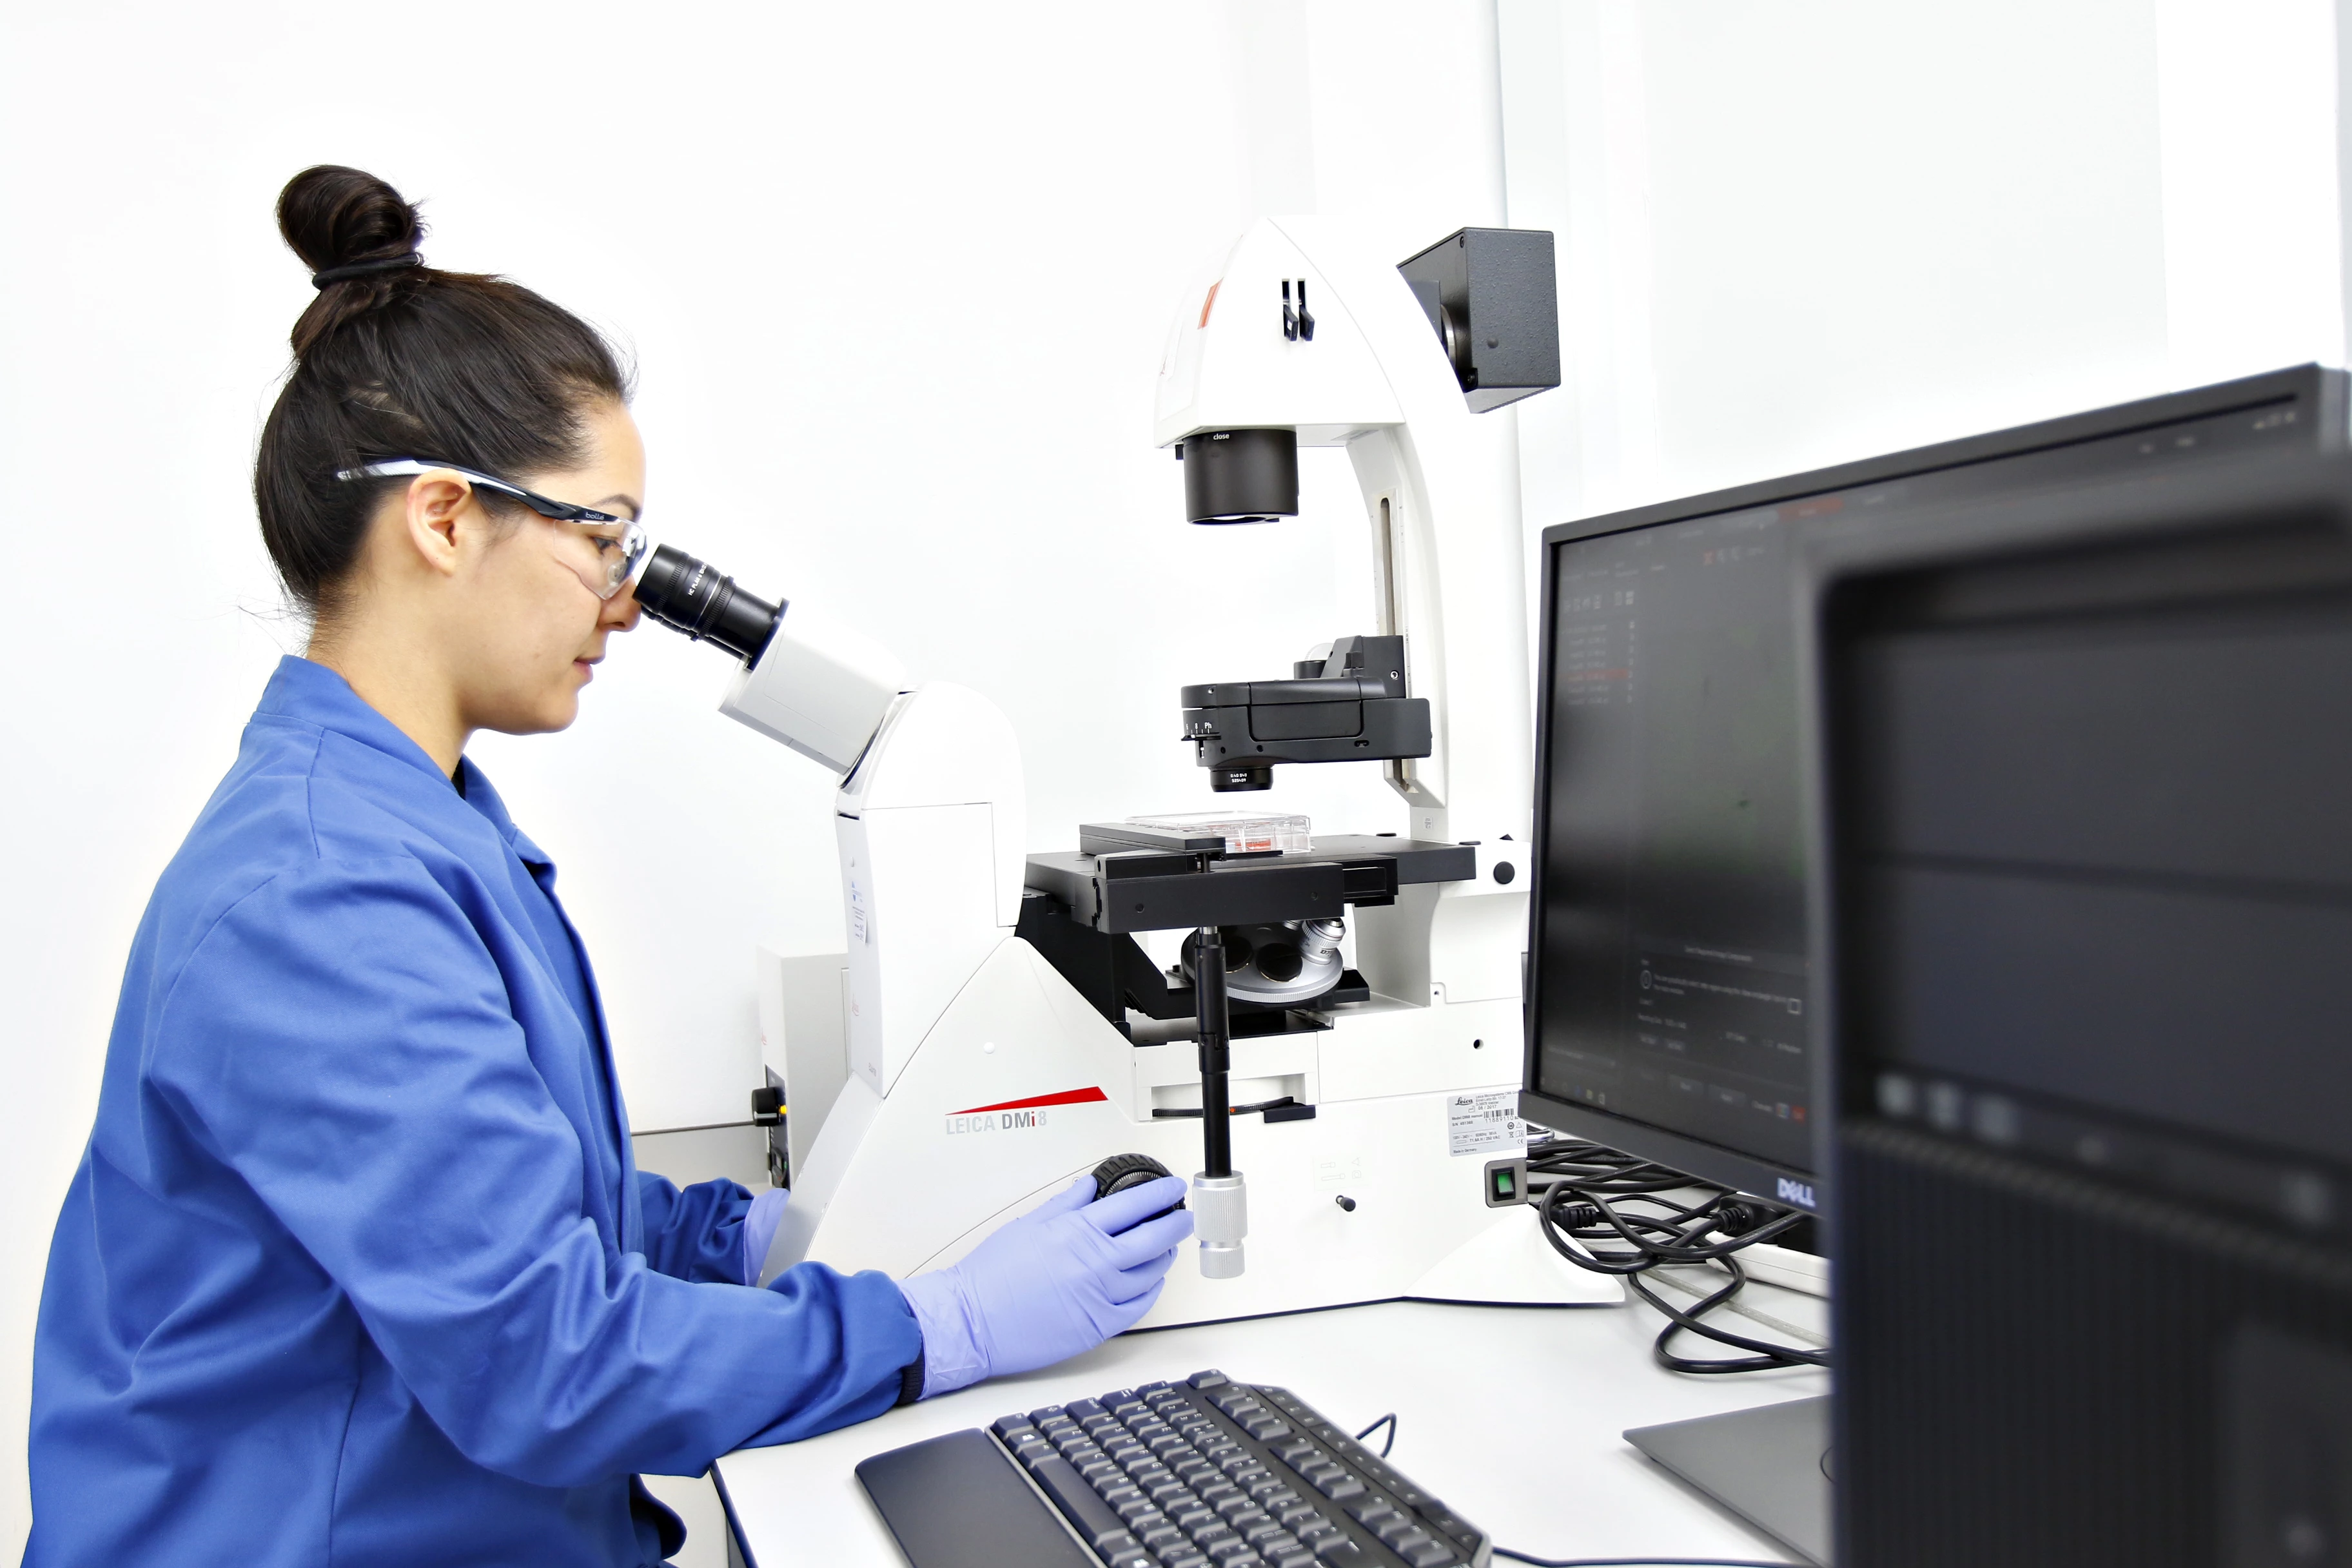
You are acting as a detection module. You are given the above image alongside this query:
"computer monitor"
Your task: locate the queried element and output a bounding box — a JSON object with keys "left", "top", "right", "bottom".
{"left": 1807, "top": 440, "right": 2352, "bottom": 1567}
{"left": 1520, "top": 364, "right": 2347, "bottom": 1210}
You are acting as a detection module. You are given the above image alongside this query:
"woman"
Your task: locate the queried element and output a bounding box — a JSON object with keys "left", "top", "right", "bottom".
{"left": 23, "top": 166, "right": 1191, "bottom": 1568}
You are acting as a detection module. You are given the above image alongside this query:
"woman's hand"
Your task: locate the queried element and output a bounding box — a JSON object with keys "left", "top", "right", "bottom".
{"left": 896, "top": 1174, "right": 1195, "bottom": 1396}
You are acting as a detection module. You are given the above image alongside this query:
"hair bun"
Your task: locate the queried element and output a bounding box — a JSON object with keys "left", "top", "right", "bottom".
{"left": 278, "top": 166, "right": 429, "bottom": 357}
{"left": 278, "top": 165, "right": 424, "bottom": 275}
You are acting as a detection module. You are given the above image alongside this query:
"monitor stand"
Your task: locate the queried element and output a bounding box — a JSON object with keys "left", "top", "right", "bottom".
{"left": 1623, "top": 1396, "right": 1832, "bottom": 1565}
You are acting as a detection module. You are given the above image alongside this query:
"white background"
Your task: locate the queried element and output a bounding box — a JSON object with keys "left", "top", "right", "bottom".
{"left": 1, "top": 0, "right": 2346, "bottom": 1552}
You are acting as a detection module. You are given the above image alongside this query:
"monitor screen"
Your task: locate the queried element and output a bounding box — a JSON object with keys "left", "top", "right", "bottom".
{"left": 1531, "top": 504, "right": 1816, "bottom": 1188}
{"left": 1518, "top": 364, "right": 2340, "bottom": 1206}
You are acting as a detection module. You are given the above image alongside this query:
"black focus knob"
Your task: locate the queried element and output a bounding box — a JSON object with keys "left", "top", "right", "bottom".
{"left": 1092, "top": 1153, "right": 1186, "bottom": 1220}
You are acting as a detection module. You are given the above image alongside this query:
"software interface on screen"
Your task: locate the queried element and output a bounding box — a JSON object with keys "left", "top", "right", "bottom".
{"left": 1536, "top": 502, "right": 1813, "bottom": 1174}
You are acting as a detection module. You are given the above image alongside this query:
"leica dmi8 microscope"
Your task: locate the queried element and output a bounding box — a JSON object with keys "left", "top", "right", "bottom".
{"left": 643, "top": 217, "right": 1617, "bottom": 1324}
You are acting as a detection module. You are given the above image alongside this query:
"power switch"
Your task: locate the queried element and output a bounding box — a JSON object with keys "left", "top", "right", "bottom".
{"left": 1482, "top": 1156, "right": 1529, "bottom": 1208}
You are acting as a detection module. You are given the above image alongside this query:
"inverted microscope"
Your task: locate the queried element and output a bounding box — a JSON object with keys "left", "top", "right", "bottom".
{"left": 636, "top": 218, "right": 1616, "bottom": 1322}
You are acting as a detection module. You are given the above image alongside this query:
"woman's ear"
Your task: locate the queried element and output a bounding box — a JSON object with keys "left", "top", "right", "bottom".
{"left": 401, "top": 474, "right": 475, "bottom": 582}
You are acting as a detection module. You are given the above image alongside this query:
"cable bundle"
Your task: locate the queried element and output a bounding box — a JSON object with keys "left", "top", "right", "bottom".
{"left": 1524, "top": 1139, "right": 1829, "bottom": 1375}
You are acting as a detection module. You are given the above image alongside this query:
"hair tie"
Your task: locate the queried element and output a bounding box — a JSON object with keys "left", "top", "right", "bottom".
{"left": 311, "top": 253, "right": 422, "bottom": 289}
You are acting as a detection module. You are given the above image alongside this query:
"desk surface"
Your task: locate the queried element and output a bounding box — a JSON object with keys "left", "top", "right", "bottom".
{"left": 715, "top": 1284, "right": 1828, "bottom": 1567}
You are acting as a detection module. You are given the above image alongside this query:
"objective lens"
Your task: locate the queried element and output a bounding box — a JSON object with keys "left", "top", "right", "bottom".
{"left": 634, "top": 544, "right": 783, "bottom": 665}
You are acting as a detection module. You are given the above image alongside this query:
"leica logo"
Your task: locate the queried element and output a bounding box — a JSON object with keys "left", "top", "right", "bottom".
{"left": 943, "top": 1086, "right": 1110, "bottom": 1137}
{"left": 945, "top": 1108, "right": 1049, "bottom": 1136}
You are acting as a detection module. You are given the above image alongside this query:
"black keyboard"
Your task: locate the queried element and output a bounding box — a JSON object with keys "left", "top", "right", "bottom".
{"left": 855, "top": 1369, "right": 1491, "bottom": 1568}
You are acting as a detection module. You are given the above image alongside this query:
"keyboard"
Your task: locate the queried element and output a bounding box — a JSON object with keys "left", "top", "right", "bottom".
{"left": 855, "top": 1369, "right": 1491, "bottom": 1568}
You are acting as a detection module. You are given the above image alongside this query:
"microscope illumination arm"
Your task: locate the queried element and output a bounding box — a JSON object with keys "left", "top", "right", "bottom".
{"left": 1153, "top": 217, "right": 1537, "bottom": 848}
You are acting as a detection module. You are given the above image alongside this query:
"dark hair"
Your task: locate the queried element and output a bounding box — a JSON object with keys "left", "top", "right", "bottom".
{"left": 255, "top": 165, "right": 632, "bottom": 620}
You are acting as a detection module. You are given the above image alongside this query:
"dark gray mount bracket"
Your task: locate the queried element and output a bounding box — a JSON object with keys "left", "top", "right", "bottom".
{"left": 1396, "top": 226, "right": 1562, "bottom": 413}
{"left": 1018, "top": 834, "right": 1473, "bottom": 1039}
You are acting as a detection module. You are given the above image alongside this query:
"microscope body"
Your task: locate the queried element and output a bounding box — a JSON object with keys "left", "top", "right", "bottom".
{"left": 749, "top": 215, "right": 1612, "bottom": 1317}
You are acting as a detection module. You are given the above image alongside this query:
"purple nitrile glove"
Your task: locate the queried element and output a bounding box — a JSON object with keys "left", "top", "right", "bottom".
{"left": 741, "top": 1187, "right": 790, "bottom": 1286}
{"left": 897, "top": 1173, "right": 1193, "bottom": 1398}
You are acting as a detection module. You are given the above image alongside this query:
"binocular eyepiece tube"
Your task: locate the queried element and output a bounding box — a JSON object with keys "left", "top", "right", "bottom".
{"left": 634, "top": 544, "right": 782, "bottom": 665}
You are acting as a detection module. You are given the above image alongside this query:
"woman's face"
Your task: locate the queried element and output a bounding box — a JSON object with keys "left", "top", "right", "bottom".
{"left": 447, "top": 400, "right": 647, "bottom": 737}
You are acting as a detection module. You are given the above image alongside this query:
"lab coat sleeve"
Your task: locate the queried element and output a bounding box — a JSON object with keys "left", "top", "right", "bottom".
{"left": 634, "top": 1171, "right": 756, "bottom": 1284}
{"left": 148, "top": 858, "right": 921, "bottom": 1485}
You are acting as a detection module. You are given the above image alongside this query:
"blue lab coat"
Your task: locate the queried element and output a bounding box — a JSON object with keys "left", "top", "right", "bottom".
{"left": 25, "top": 656, "right": 921, "bottom": 1567}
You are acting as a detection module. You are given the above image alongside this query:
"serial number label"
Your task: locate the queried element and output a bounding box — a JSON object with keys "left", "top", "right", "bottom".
{"left": 1447, "top": 1090, "right": 1527, "bottom": 1157}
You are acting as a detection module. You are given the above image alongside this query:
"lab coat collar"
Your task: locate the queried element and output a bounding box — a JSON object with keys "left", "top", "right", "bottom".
{"left": 257, "top": 656, "right": 554, "bottom": 866}
{"left": 257, "top": 656, "right": 453, "bottom": 785}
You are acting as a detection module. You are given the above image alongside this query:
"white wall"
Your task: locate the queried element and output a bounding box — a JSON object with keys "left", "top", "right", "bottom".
{"left": 1501, "top": 0, "right": 2345, "bottom": 537}
{"left": 0, "top": 0, "right": 1509, "bottom": 1546}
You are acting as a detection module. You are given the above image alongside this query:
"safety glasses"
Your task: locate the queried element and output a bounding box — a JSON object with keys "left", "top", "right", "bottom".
{"left": 336, "top": 458, "right": 648, "bottom": 599}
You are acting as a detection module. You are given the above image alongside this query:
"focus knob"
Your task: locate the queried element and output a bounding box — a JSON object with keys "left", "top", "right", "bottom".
{"left": 1092, "top": 1152, "right": 1186, "bottom": 1220}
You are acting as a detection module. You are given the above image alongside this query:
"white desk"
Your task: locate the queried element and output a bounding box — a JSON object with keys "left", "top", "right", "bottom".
{"left": 714, "top": 1284, "right": 1828, "bottom": 1567}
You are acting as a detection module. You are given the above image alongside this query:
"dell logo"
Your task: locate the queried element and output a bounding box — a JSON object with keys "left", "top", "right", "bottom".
{"left": 1776, "top": 1177, "right": 1817, "bottom": 1210}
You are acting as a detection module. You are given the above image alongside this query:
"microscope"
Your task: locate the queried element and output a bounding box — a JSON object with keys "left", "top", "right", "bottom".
{"left": 639, "top": 218, "right": 1618, "bottom": 1322}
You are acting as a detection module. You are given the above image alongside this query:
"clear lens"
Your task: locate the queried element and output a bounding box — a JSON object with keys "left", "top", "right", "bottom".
{"left": 545, "top": 516, "right": 647, "bottom": 598}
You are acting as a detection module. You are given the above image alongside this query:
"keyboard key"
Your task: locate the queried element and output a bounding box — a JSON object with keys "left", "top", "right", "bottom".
{"left": 1193, "top": 1524, "right": 1238, "bottom": 1551}
{"left": 1029, "top": 1456, "right": 1141, "bottom": 1554}
{"left": 991, "top": 1414, "right": 1035, "bottom": 1440}
{"left": 1068, "top": 1398, "right": 1107, "bottom": 1421}
{"left": 1275, "top": 1501, "right": 1323, "bottom": 1529}
{"left": 1374, "top": 1519, "right": 1423, "bottom": 1549}
{"left": 1188, "top": 1370, "right": 1230, "bottom": 1390}
{"left": 1309, "top": 1473, "right": 1364, "bottom": 1502}
{"left": 1243, "top": 1416, "right": 1292, "bottom": 1440}
{"left": 1242, "top": 1517, "right": 1287, "bottom": 1544}
{"left": 1117, "top": 1497, "right": 1162, "bottom": 1526}
{"left": 1173, "top": 1504, "right": 1218, "bottom": 1533}
{"left": 1104, "top": 1548, "right": 1153, "bottom": 1568}
{"left": 1206, "top": 1541, "right": 1256, "bottom": 1563}
{"left": 1161, "top": 1554, "right": 1210, "bottom": 1568}
{"left": 1142, "top": 1522, "right": 1186, "bottom": 1549}
{"left": 1102, "top": 1484, "right": 1146, "bottom": 1509}
{"left": 1345, "top": 1501, "right": 1399, "bottom": 1528}
{"left": 1270, "top": 1439, "right": 1318, "bottom": 1468}
{"left": 1264, "top": 1549, "right": 1316, "bottom": 1568}
{"left": 1149, "top": 1479, "right": 1194, "bottom": 1506}
{"left": 1313, "top": 1540, "right": 1369, "bottom": 1565}
{"left": 1398, "top": 1542, "right": 1455, "bottom": 1567}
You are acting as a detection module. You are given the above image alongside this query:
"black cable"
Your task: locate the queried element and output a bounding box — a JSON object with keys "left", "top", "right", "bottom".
{"left": 1353, "top": 1413, "right": 1396, "bottom": 1458}
{"left": 1524, "top": 1137, "right": 1828, "bottom": 1374}
{"left": 1493, "top": 1552, "right": 1794, "bottom": 1567}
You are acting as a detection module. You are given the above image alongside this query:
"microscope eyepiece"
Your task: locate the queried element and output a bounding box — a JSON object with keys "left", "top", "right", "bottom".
{"left": 634, "top": 544, "right": 783, "bottom": 665}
